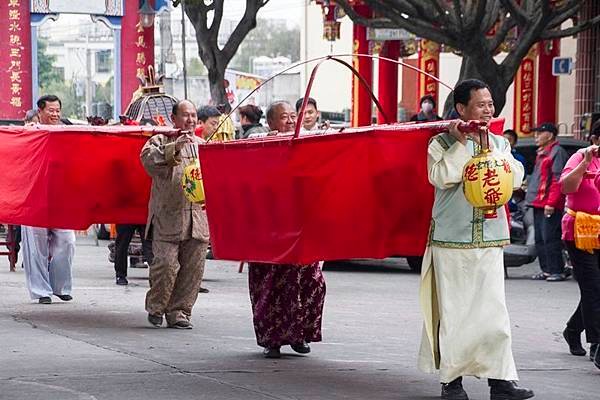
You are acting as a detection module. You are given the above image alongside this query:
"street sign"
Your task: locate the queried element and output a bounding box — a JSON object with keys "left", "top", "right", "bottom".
{"left": 552, "top": 57, "right": 573, "bottom": 76}
{"left": 367, "top": 28, "right": 413, "bottom": 41}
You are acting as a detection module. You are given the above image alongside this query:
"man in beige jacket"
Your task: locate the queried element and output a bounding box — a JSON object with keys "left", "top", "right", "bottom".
{"left": 141, "top": 100, "right": 209, "bottom": 329}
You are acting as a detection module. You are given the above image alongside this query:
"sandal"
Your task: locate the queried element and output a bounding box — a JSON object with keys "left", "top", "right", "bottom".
{"left": 531, "top": 272, "right": 550, "bottom": 280}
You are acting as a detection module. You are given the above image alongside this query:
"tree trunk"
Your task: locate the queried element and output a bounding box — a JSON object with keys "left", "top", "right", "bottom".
{"left": 442, "top": 54, "right": 511, "bottom": 119}
{"left": 208, "top": 64, "right": 228, "bottom": 110}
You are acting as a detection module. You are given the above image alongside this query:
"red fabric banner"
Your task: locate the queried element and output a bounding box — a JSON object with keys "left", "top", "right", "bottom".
{"left": 0, "top": 0, "right": 32, "bottom": 120}
{"left": 1, "top": 120, "right": 504, "bottom": 264}
{"left": 200, "top": 120, "right": 505, "bottom": 264}
{"left": 0, "top": 125, "right": 171, "bottom": 229}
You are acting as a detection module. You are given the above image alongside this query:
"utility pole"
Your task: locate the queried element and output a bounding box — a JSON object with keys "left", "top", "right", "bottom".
{"left": 181, "top": 0, "right": 188, "bottom": 99}
{"left": 85, "top": 34, "right": 93, "bottom": 117}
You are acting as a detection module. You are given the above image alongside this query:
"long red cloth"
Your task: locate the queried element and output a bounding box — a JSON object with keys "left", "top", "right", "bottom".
{"left": 0, "top": 125, "right": 172, "bottom": 229}
{"left": 1, "top": 120, "right": 504, "bottom": 263}
{"left": 199, "top": 119, "right": 505, "bottom": 264}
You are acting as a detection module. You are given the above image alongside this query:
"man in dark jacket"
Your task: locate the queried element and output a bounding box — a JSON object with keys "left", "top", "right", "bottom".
{"left": 525, "top": 123, "right": 569, "bottom": 281}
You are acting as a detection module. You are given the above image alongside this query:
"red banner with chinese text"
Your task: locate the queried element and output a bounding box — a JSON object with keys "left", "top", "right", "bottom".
{"left": 417, "top": 40, "right": 440, "bottom": 111}
{"left": 513, "top": 45, "right": 538, "bottom": 136}
{"left": 0, "top": 0, "right": 32, "bottom": 120}
{"left": 121, "top": 0, "right": 155, "bottom": 112}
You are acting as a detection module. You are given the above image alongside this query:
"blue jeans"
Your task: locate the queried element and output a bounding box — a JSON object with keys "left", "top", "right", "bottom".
{"left": 533, "top": 207, "right": 564, "bottom": 275}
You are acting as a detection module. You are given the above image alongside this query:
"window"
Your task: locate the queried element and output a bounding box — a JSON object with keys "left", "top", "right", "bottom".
{"left": 95, "top": 50, "right": 111, "bottom": 73}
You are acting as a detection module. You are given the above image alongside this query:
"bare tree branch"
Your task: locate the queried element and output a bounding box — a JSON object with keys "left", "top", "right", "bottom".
{"left": 336, "top": 0, "right": 398, "bottom": 28}
{"left": 541, "top": 14, "right": 600, "bottom": 39}
{"left": 499, "top": 0, "right": 530, "bottom": 25}
{"left": 488, "top": 15, "right": 518, "bottom": 52}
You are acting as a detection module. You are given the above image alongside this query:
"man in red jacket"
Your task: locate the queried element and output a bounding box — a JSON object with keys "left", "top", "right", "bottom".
{"left": 525, "top": 123, "right": 569, "bottom": 281}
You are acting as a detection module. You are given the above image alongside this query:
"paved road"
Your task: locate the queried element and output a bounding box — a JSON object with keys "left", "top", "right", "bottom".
{"left": 0, "top": 236, "right": 597, "bottom": 399}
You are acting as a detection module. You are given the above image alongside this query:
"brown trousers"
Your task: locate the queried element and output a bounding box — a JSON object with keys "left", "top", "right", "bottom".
{"left": 145, "top": 239, "right": 208, "bottom": 325}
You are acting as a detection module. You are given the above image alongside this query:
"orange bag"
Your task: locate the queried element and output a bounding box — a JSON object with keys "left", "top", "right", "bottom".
{"left": 567, "top": 209, "right": 600, "bottom": 253}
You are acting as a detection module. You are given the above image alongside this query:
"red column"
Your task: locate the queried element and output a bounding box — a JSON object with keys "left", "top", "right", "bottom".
{"left": 0, "top": 0, "right": 32, "bottom": 120}
{"left": 513, "top": 45, "right": 537, "bottom": 136}
{"left": 377, "top": 41, "right": 399, "bottom": 124}
{"left": 352, "top": 5, "right": 372, "bottom": 127}
{"left": 537, "top": 39, "right": 560, "bottom": 125}
{"left": 121, "top": 0, "right": 155, "bottom": 112}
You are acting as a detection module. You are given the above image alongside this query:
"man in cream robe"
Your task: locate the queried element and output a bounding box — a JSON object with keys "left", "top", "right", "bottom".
{"left": 418, "top": 79, "right": 534, "bottom": 400}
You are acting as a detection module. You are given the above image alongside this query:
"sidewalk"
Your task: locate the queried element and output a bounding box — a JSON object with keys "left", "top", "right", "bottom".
{"left": 0, "top": 236, "right": 597, "bottom": 399}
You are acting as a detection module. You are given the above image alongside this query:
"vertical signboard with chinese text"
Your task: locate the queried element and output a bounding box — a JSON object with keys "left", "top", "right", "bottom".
{"left": 513, "top": 45, "right": 538, "bottom": 136}
{"left": 417, "top": 39, "right": 440, "bottom": 112}
{"left": 121, "top": 0, "right": 155, "bottom": 112}
{"left": 0, "top": 0, "right": 32, "bottom": 120}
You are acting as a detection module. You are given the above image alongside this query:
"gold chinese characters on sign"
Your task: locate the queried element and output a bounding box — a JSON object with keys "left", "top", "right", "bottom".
{"left": 135, "top": 21, "right": 148, "bottom": 81}
{"left": 8, "top": 0, "right": 22, "bottom": 109}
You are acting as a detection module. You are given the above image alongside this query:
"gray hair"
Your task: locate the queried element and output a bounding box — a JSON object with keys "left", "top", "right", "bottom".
{"left": 266, "top": 101, "right": 292, "bottom": 124}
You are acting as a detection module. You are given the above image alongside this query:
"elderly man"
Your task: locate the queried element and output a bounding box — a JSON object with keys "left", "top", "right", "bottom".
{"left": 21, "top": 95, "right": 76, "bottom": 305}
{"left": 141, "top": 99, "right": 210, "bottom": 329}
{"left": 247, "top": 100, "right": 326, "bottom": 359}
{"left": 419, "top": 80, "right": 534, "bottom": 400}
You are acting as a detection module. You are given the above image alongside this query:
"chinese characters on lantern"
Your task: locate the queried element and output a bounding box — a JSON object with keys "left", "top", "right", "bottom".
{"left": 189, "top": 167, "right": 202, "bottom": 181}
{"left": 135, "top": 21, "right": 148, "bottom": 80}
{"left": 8, "top": 0, "right": 23, "bottom": 109}
{"left": 463, "top": 160, "right": 509, "bottom": 206}
{"left": 484, "top": 188, "right": 502, "bottom": 205}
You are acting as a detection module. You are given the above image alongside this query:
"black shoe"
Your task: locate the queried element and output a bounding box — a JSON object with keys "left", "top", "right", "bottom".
{"left": 593, "top": 344, "right": 600, "bottom": 369}
{"left": 147, "top": 313, "right": 163, "bottom": 328}
{"left": 38, "top": 297, "right": 52, "bottom": 304}
{"left": 198, "top": 287, "right": 209, "bottom": 293}
{"left": 441, "top": 377, "right": 468, "bottom": 400}
{"left": 591, "top": 343, "right": 598, "bottom": 362}
{"left": 168, "top": 320, "right": 193, "bottom": 329}
{"left": 546, "top": 273, "right": 566, "bottom": 282}
{"left": 116, "top": 276, "right": 128, "bottom": 285}
{"left": 54, "top": 294, "right": 73, "bottom": 301}
{"left": 290, "top": 341, "right": 311, "bottom": 354}
{"left": 563, "top": 328, "right": 586, "bottom": 356}
{"left": 489, "top": 379, "right": 534, "bottom": 400}
{"left": 263, "top": 347, "right": 281, "bottom": 358}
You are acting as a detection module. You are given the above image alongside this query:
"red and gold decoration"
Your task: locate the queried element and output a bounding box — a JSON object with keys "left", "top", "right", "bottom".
{"left": 320, "top": 1, "right": 341, "bottom": 41}
{"left": 121, "top": 0, "right": 155, "bottom": 113}
{"left": 513, "top": 44, "right": 538, "bottom": 136}
{"left": 0, "top": 0, "right": 32, "bottom": 120}
{"left": 462, "top": 131, "right": 514, "bottom": 219}
{"left": 417, "top": 39, "right": 440, "bottom": 111}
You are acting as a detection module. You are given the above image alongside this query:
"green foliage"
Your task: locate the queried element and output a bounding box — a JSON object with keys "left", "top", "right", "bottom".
{"left": 40, "top": 80, "right": 84, "bottom": 119}
{"left": 37, "top": 39, "right": 63, "bottom": 91}
{"left": 94, "top": 77, "right": 113, "bottom": 104}
{"left": 187, "top": 57, "right": 206, "bottom": 76}
{"left": 231, "top": 19, "right": 300, "bottom": 72}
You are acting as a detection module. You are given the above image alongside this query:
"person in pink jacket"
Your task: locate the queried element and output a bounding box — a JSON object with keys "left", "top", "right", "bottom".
{"left": 559, "top": 124, "right": 600, "bottom": 369}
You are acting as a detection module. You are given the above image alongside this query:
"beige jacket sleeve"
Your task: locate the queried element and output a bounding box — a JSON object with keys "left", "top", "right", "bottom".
{"left": 140, "top": 134, "right": 181, "bottom": 179}
{"left": 427, "top": 139, "right": 471, "bottom": 190}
